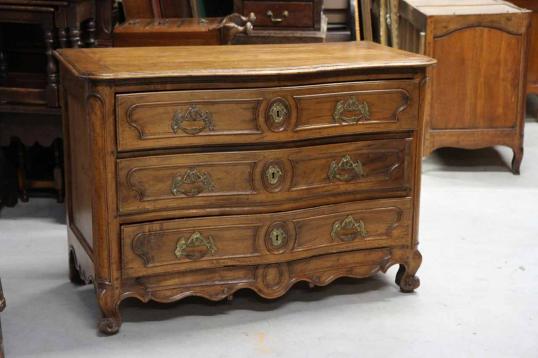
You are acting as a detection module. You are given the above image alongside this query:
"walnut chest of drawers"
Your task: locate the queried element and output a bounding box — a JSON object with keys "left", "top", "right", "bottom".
{"left": 55, "top": 42, "right": 434, "bottom": 335}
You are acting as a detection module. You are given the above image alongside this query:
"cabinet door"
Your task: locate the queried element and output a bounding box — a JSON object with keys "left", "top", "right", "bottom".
{"left": 430, "top": 26, "right": 524, "bottom": 130}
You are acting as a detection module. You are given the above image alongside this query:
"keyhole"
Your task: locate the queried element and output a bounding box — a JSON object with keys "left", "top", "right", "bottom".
{"left": 270, "top": 227, "right": 287, "bottom": 248}
{"left": 276, "top": 109, "right": 281, "bottom": 118}
{"left": 271, "top": 172, "right": 276, "bottom": 180}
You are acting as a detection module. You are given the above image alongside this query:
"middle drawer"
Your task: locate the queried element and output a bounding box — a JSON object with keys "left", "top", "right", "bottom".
{"left": 117, "top": 137, "right": 413, "bottom": 215}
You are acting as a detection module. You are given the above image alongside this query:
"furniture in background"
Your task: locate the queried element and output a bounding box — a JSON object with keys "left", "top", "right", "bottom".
{"left": 56, "top": 41, "right": 433, "bottom": 334}
{"left": 510, "top": 0, "right": 538, "bottom": 118}
{"left": 0, "top": 278, "right": 5, "bottom": 358}
{"left": 398, "top": 0, "right": 530, "bottom": 174}
{"left": 113, "top": 13, "right": 255, "bottom": 46}
{"left": 0, "top": 0, "right": 104, "bottom": 209}
{"left": 121, "top": 0, "right": 196, "bottom": 20}
{"left": 232, "top": 0, "right": 328, "bottom": 43}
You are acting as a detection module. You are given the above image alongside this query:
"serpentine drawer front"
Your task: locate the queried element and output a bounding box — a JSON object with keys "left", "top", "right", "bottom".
{"left": 55, "top": 41, "right": 434, "bottom": 334}
{"left": 117, "top": 137, "right": 413, "bottom": 215}
{"left": 121, "top": 198, "right": 413, "bottom": 278}
{"left": 116, "top": 80, "right": 419, "bottom": 152}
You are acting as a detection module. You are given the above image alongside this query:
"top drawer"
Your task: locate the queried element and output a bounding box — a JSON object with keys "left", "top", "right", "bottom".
{"left": 116, "top": 80, "right": 419, "bottom": 152}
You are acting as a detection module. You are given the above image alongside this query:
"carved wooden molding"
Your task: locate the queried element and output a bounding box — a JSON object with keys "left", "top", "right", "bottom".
{"left": 293, "top": 88, "right": 411, "bottom": 131}
{"left": 119, "top": 247, "right": 422, "bottom": 304}
{"left": 123, "top": 99, "right": 263, "bottom": 140}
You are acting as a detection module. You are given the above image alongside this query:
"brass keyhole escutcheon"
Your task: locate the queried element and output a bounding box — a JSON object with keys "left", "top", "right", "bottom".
{"left": 269, "top": 101, "right": 288, "bottom": 124}
{"left": 266, "top": 98, "right": 290, "bottom": 132}
{"left": 270, "top": 228, "right": 287, "bottom": 248}
{"left": 266, "top": 165, "right": 283, "bottom": 186}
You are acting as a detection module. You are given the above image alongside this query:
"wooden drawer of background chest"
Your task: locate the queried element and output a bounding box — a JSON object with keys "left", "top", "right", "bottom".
{"left": 243, "top": 1, "right": 314, "bottom": 28}
{"left": 116, "top": 80, "right": 419, "bottom": 152}
{"left": 121, "top": 197, "right": 413, "bottom": 278}
{"left": 117, "top": 137, "right": 413, "bottom": 216}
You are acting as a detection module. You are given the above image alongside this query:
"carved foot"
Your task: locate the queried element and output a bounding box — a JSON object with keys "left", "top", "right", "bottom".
{"left": 394, "top": 249, "right": 422, "bottom": 293}
{"left": 98, "top": 315, "right": 122, "bottom": 335}
{"left": 511, "top": 146, "right": 523, "bottom": 175}
{"left": 97, "top": 281, "right": 122, "bottom": 335}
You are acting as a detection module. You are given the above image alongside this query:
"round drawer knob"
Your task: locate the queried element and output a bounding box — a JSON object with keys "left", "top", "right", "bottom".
{"left": 266, "top": 98, "right": 290, "bottom": 132}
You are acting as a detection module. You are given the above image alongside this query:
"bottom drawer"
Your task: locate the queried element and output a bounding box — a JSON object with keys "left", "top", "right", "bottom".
{"left": 121, "top": 198, "right": 413, "bottom": 278}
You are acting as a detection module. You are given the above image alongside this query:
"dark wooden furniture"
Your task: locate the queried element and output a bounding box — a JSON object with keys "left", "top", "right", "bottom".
{"left": 398, "top": 0, "right": 531, "bottom": 174}
{"left": 510, "top": 0, "right": 538, "bottom": 118}
{"left": 0, "top": 0, "right": 99, "bottom": 208}
{"left": 56, "top": 41, "right": 434, "bottom": 334}
{"left": 0, "top": 278, "right": 5, "bottom": 358}
{"left": 113, "top": 13, "right": 255, "bottom": 46}
{"left": 233, "top": 0, "right": 328, "bottom": 43}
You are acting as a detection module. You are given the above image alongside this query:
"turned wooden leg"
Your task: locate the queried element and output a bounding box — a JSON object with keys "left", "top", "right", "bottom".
{"left": 43, "top": 27, "right": 58, "bottom": 107}
{"left": 394, "top": 249, "right": 422, "bottom": 293}
{"left": 96, "top": 282, "right": 122, "bottom": 335}
{"left": 58, "top": 28, "right": 67, "bottom": 48}
{"left": 85, "top": 19, "right": 96, "bottom": 48}
{"left": 511, "top": 145, "right": 523, "bottom": 175}
{"left": 69, "top": 26, "right": 82, "bottom": 48}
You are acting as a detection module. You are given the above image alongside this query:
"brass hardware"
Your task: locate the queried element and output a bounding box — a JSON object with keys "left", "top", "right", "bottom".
{"left": 175, "top": 231, "right": 217, "bottom": 260}
{"left": 172, "top": 104, "right": 214, "bottom": 135}
{"left": 266, "top": 10, "right": 289, "bottom": 24}
{"left": 270, "top": 227, "right": 287, "bottom": 248}
{"left": 331, "top": 215, "right": 368, "bottom": 242}
{"left": 266, "top": 165, "right": 283, "bottom": 185}
{"left": 328, "top": 155, "right": 364, "bottom": 182}
{"left": 333, "top": 97, "right": 370, "bottom": 124}
{"left": 171, "top": 168, "right": 215, "bottom": 197}
{"left": 268, "top": 101, "right": 289, "bottom": 124}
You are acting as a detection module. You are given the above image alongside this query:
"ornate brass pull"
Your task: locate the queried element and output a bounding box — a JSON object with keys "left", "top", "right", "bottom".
{"left": 171, "top": 104, "right": 214, "bottom": 135}
{"left": 331, "top": 215, "right": 368, "bottom": 242}
{"left": 266, "top": 165, "right": 283, "bottom": 185}
{"left": 175, "top": 231, "right": 217, "bottom": 260}
{"left": 266, "top": 10, "right": 289, "bottom": 23}
{"left": 171, "top": 168, "right": 215, "bottom": 197}
{"left": 270, "top": 227, "right": 287, "bottom": 248}
{"left": 333, "top": 97, "right": 370, "bottom": 124}
{"left": 328, "top": 155, "right": 364, "bottom": 182}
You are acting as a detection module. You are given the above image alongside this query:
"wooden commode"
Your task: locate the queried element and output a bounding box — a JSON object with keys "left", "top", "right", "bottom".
{"left": 55, "top": 42, "right": 434, "bottom": 334}
{"left": 398, "top": 0, "right": 531, "bottom": 173}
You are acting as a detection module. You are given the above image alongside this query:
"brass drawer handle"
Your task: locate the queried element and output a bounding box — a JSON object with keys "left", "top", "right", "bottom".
{"left": 175, "top": 231, "right": 217, "bottom": 260}
{"left": 171, "top": 168, "right": 215, "bottom": 197}
{"left": 266, "top": 10, "right": 289, "bottom": 24}
{"left": 333, "top": 97, "right": 370, "bottom": 124}
{"left": 331, "top": 215, "right": 368, "bottom": 242}
{"left": 172, "top": 104, "right": 214, "bottom": 135}
{"left": 328, "top": 154, "right": 364, "bottom": 182}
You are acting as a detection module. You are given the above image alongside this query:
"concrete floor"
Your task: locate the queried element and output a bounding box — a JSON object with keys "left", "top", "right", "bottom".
{"left": 1, "top": 116, "right": 537, "bottom": 358}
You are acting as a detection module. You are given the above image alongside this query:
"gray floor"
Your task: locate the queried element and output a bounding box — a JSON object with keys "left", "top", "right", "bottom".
{"left": 1, "top": 115, "right": 537, "bottom": 358}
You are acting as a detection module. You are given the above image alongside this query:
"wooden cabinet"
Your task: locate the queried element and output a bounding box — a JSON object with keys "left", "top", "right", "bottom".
{"left": 510, "top": 0, "right": 538, "bottom": 117}
{"left": 398, "top": 0, "right": 531, "bottom": 174}
{"left": 55, "top": 41, "right": 434, "bottom": 334}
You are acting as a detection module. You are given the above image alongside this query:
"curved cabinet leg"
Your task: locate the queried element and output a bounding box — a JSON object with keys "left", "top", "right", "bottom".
{"left": 96, "top": 282, "right": 122, "bottom": 335}
{"left": 394, "top": 249, "right": 422, "bottom": 293}
{"left": 511, "top": 146, "right": 523, "bottom": 175}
